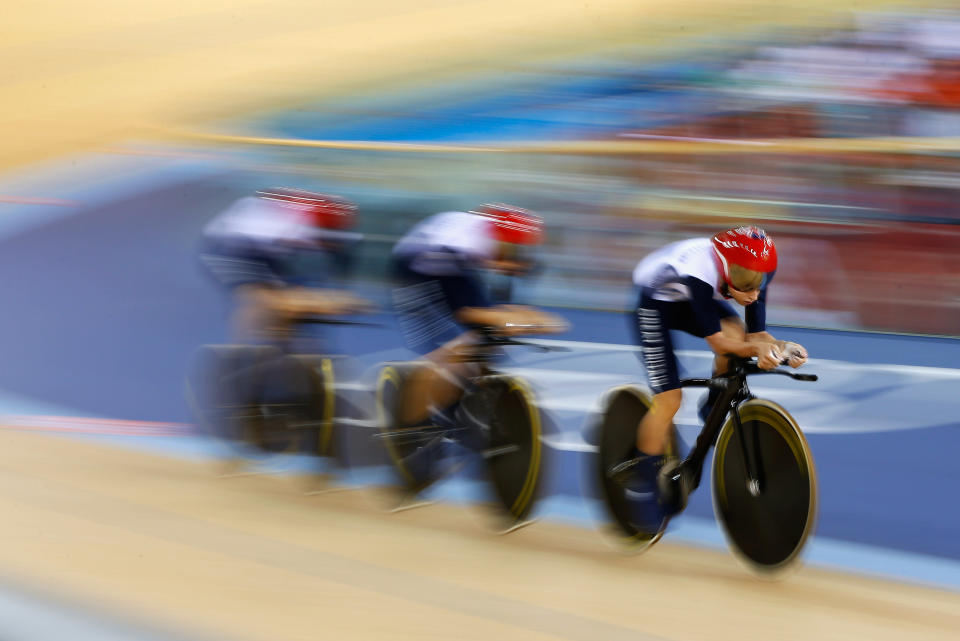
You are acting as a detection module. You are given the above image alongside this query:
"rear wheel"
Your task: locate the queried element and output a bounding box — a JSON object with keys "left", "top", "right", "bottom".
{"left": 478, "top": 376, "right": 543, "bottom": 529}
{"left": 186, "top": 346, "right": 332, "bottom": 457}
{"left": 595, "top": 386, "right": 680, "bottom": 551}
{"left": 712, "top": 399, "right": 817, "bottom": 575}
{"left": 187, "top": 344, "right": 276, "bottom": 450}
{"left": 242, "top": 353, "right": 328, "bottom": 454}
{"left": 375, "top": 363, "right": 448, "bottom": 494}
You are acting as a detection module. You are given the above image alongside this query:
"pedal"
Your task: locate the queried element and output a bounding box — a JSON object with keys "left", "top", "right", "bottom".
{"left": 607, "top": 457, "right": 639, "bottom": 484}
{"left": 658, "top": 460, "right": 692, "bottom": 515}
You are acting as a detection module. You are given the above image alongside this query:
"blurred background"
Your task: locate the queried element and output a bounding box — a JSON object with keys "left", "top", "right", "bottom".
{"left": 1, "top": 1, "right": 959, "bottom": 640}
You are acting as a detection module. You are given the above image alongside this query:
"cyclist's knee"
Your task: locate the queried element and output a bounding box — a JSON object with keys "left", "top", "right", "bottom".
{"left": 400, "top": 361, "right": 471, "bottom": 425}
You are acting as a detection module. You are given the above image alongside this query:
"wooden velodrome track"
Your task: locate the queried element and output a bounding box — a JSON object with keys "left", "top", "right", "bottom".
{"left": 2, "top": 1, "right": 959, "bottom": 639}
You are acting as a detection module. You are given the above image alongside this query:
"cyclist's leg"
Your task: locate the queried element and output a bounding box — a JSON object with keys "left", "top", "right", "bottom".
{"left": 628, "top": 292, "right": 685, "bottom": 530}
{"left": 631, "top": 291, "right": 684, "bottom": 455}
{"left": 399, "top": 333, "right": 480, "bottom": 426}
{"left": 636, "top": 389, "right": 681, "bottom": 455}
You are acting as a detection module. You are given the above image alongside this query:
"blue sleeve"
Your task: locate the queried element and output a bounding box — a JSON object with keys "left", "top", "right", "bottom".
{"left": 686, "top": 276, "right": 723, "bottom": 337}
{"left": 438, "top": 271, "right": 491, "bottom": 312}
{"left": 745, "top": 270, "right": 775, "bottom": 333}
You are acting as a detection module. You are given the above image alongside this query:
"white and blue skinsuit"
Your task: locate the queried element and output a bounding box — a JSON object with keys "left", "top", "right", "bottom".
{"left": 391, "top": 211, "right": 498, "bottom": 354}
{"left": 631, "top": 237, "right": 773, "bottom": 393}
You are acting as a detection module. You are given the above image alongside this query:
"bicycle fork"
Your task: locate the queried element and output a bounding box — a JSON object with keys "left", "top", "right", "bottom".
{"left": 729, "top": 404, "right": 765, "bottom": 497}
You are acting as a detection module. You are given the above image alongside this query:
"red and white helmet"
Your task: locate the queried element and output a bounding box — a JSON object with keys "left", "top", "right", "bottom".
{"left": 711, "top": 226, "right": 777, "bottom": 287}
{"left": 474, "top": 203, "right": 544, "bottom": 245}
{"left": 257, "top": 188, "right": 356, "bottom": 230}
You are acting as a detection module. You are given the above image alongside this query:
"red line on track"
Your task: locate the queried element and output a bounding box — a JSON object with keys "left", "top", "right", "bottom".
{"left": 0, "top": 196, "right": 78, "bottom": 206}
{"left": 0, "top": 415, "right": 194, "bottom": 436}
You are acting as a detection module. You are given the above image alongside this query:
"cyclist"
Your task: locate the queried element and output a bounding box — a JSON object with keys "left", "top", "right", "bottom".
{"left": 628, "top": 225, "right": 808, "bottom": 534}
{"left": 199, "top": 187, "right": 371, "bottom": 342}
{"left": 390, "top": 204, "right": 567, "bottom": 429}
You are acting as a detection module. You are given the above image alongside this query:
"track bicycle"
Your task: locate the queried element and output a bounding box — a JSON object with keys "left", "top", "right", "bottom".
{"left": 595, "top": 355, "right": 818, "bottom": 574}
{"left": 186, "top": 317, "right": 374, "bottom": 469}
{"left": 375, "top": 325, "right": 565, "bottom": 530}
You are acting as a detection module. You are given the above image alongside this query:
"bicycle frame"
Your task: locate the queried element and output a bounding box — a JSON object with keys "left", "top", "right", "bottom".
{"left": 676, "top": 357, "right": 816, "bottom": 492}
{"left": 374, "top": 326, "right": 561, "bottom": 523}
{"left": 377, "top": 329, "right": 565, "bottom": 440}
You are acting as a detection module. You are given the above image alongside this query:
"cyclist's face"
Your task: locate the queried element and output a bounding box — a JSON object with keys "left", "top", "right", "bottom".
{"left": 728, "top": 285, "right": 760, "bottom": 306}
{"left": 487, "top": 243, "right": 533, "bottom": 275}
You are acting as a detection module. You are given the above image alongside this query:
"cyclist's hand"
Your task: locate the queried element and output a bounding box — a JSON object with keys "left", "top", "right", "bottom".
{"left": 783, "top": 341, "right": 808, "bottom": 368}
{"left": 755, "top": 342, "right": 782, "bottom": 370}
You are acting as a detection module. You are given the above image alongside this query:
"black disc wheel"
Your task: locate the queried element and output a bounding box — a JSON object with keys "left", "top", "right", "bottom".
{"left": 375, "top": 363, "right": 447, "bottom": 494}
{"left": 242, "top": 353, "right": 327, "bottom": 454}
{"left": 595, "top": 386, "right": 680, "bottom": 551}
{"left": 187, "top": 345, "right": 278, "bottom": 450}
{"left": 712, "top": 399, "right": 817, "bottom": 575}
{"left": 480, "top": 376, "right": 543, "bottom": 527}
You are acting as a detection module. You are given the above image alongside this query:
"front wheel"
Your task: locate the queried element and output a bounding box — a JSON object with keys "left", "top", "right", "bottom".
{"left": 476, "top": 375, "right": 544, "bottom": 529}
{"left": 712, "top": 398, "right": 818, "bottom": 575}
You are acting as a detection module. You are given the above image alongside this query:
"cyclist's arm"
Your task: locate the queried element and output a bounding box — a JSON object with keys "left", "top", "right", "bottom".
{"left": 240, "top": 285, "right": 371, "bottom": 317}
{"left": 280, "top": 287, "right": 373, "bottom": 316}
{"left": 440, "top": 267, "right": 561, "bottom": 334}
{"left": 455, "top": 306, "right": 514, "bottom": 328}
{"left": 742, "top": 271, "right": 801, "bottom": 361}
{"left": 705, "top": 332, "right": 770, "bottom": 359}
{"left": 502, "top": 306, "right": 567, "bottom": 333}
{"left": 455, "top": 305, "right": 567, "bottom": 334}
{"left": 684, "top": 276, "right": 764, "bottom": 354}
{"left": 707, "top": 331, "right": 782, "bottom": 369}
{"left": 746, "top": 330, "right": 786, "bottom": 351}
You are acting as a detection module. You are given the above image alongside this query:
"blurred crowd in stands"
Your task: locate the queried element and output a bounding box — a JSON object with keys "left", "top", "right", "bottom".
{"left": 235, "top": 9, "right": 960, "bottom": 336}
